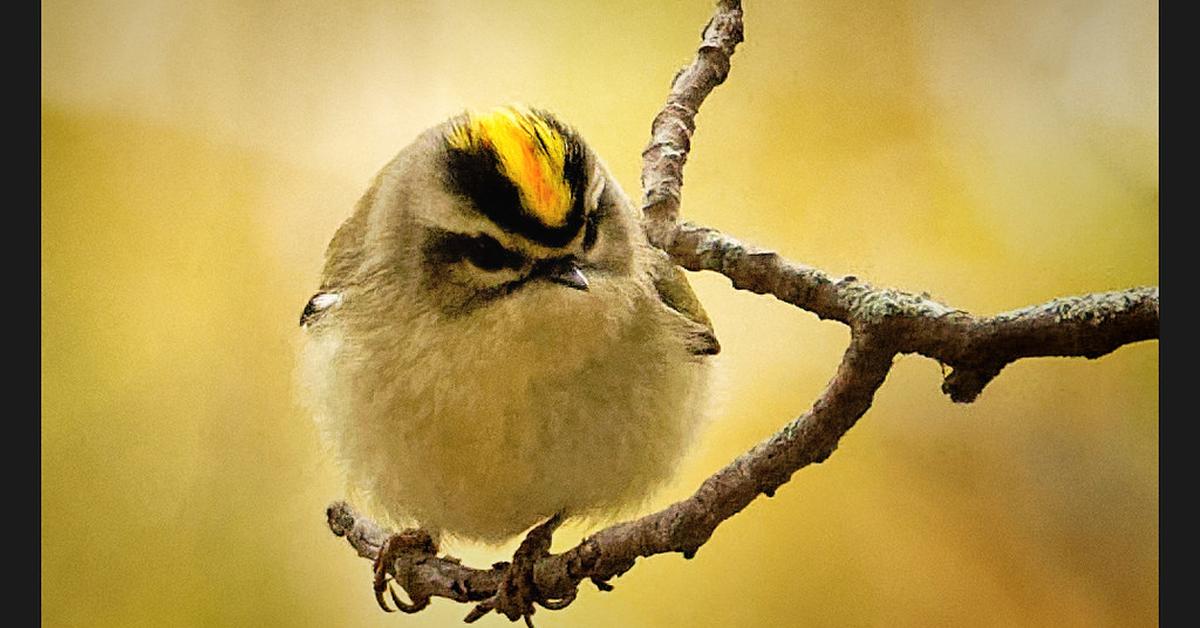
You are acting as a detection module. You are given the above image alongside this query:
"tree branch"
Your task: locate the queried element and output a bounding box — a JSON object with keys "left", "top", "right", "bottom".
{"left": 325, "top": 0, "right": 1158, "bottom": 621}
{"left": 669, "top": 223, "right": 1159, "bottom": 402}
{"left": 640, "top": 0, "right": 744, "bottom": 248}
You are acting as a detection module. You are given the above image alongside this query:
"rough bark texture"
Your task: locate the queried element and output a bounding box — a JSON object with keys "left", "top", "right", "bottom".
{"left": 325, "top": 0, "right": 1158, "bottom": 622}
{"left": 640, "top": 0, "right": 744, "bottom": 249}
{"left": 669, "top": 223, "right": 1159, "bottom": 403}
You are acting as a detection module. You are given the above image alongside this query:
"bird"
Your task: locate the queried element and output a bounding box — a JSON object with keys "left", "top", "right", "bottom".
{"left": 296, "top": 104, "right": 718, "bottom": 619}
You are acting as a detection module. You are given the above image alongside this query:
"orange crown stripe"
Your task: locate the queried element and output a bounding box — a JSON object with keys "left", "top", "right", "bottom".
{"left": 446, "top": 105, "right": 573, "bottom": 227}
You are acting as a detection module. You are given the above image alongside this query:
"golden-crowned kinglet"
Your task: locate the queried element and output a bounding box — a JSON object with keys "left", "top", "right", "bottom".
{"left": 298, "top": 105, "right": 719, "bottom": 545}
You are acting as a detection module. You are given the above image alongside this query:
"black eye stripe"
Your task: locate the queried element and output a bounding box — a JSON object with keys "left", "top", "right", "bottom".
{"left": 423, "top": 229, "right": 528, "bottom": 271}
{"left": 465, "top": 234, "right": 526, "bottom": 271}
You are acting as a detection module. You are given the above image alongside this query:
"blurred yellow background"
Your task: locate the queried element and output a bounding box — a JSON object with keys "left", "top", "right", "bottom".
{"left": 42, "top": 1, "right": 1157, "bottom": 626}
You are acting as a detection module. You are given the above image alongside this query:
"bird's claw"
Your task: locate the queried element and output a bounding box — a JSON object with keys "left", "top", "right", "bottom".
{"left": 371, "top": 530, "right": 437, "bottom": 614}
{"left": 464, "top": 514, "right": 567, "bottom": 625}
{"left": 374, "top": 577, "right": 425, "bottom": 614}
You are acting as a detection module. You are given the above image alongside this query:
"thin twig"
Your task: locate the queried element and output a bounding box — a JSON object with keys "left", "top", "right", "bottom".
{"left": 669, "top": 223, "right": 1159, "bottom": 402}
{"left": 641, "top": 0, "right": 744, "bottom": 248}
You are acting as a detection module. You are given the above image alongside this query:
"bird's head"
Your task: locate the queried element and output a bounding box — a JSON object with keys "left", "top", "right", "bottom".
{"left": 370, "top": 105, "right": 639, "bottom": 316}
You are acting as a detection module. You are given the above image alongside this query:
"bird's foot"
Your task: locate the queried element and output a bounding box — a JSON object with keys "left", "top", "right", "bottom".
{"left": 464, "top": 514, "right": 572, "bottom": 626}
{"left": 372, "top": 528, "right": 438, "bottom": 613}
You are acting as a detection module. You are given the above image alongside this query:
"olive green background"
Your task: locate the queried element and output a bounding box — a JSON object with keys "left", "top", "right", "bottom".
{"left": 42, "top": 1, "right": 1157, "bottom": 626}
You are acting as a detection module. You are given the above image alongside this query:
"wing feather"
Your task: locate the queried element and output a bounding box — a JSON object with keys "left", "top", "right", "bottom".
{"left": 648, "top": 249, "right": 720, "bottom": 356}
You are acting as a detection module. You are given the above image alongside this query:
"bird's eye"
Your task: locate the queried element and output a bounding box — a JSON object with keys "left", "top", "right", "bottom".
{"left": 423, "top": 229, "right": 528, "bottom": 273}
{"left": 465, "top": 234, "right": 525, "bottom": 271}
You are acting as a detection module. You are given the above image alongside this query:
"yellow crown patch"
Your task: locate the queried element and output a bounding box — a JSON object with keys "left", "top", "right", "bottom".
{"left": 446, "top": 105, "right": 574, "bottom": 227}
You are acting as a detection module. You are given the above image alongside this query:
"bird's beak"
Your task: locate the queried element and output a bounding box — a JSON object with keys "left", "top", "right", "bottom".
{"left": 543, "top": 259, "right": 589, "bottom": 291}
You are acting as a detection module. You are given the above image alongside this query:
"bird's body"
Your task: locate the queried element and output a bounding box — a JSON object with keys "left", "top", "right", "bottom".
{"left": 299, "top": 106, "right": 717, "bottom": 544}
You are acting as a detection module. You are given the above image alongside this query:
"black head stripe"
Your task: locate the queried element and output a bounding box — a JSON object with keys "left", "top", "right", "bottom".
{"left": 441, "top": 110, "right": 590, "bottom": 248}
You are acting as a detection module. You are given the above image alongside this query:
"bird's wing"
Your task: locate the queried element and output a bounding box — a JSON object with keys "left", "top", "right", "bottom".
{"left": 648, "top": 249, "right": 720, "bottom": 356}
